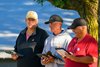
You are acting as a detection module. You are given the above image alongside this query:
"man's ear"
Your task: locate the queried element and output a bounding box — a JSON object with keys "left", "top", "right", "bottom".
{"left": 36, "top": 19, "right": 38, "bottom": 24}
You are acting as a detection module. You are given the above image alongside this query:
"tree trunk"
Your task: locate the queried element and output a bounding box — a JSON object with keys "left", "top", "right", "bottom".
{"left": 98, "top": 0, "right": 100, "bottom": 42}
{"left": 98, "top": 1, "right": 100, "bottom": 66}
{"left": 77, "top": 1, "right": 98, "bottom": 41}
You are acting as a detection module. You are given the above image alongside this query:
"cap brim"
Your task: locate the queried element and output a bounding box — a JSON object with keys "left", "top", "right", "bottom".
{"left": 67, "top": 25, "right": 76, "bottom": 29}
{"left": 26, "top": 17, "right": 36, "bottom": 20}
{"left": 45, "top": 21, "right": 50, "bottom": 24}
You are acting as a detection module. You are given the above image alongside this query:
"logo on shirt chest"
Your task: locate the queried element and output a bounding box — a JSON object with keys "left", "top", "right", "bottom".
{"left": 77, "top": 48, "right": 80, "bottom": 51}
{"left": 69, "top": 47, "right": 80, "bottom": 54}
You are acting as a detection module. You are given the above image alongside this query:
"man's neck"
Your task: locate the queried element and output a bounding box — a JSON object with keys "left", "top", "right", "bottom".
{"left": 27, "top": 28, "right": 36, "bottom": 35}
{"left": 54, "top": 29, "right": 62, "bottom": 35}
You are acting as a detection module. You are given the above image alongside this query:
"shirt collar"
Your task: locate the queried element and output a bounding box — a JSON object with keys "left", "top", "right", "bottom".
{"left": 21, "top": 27, "right": 37, "bottom": 36}
{"left": 53, "top": 30, "right": 64, "bottom": 36}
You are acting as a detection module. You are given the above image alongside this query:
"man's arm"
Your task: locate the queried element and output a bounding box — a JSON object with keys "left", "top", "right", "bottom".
{"left": 64, "top": 52, "right": 97, "bottom": 64}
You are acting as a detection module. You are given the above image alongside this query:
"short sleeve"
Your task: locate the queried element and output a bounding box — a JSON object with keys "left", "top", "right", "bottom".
{"left": 86, "top": 39, "right": 98, "bottom": 58}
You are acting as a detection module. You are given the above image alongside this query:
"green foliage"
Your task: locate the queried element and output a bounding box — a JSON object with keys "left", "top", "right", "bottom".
{"left": 34, "top": 0, "right": 72, "bottom": 8}
{"left": 34, "top": 0, "right": 65, "bottom": 8}
{"left": 51, "top": 0, "right": 65, "bottom": 8}
{"left": 33, "top": 0, "right": 47, "bottom": 5}
{"left": 52, "top": 0, "right": 73, "bottom": 8}
{"left": 34, "top": 0, "right": 46, "bottom": 3}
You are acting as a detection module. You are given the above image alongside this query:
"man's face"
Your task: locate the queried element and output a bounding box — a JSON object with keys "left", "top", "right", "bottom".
{"left": 72, "top": 26, "right": 83, "bottom": 38}
{"left": 49, "top": 22, "right": 62, "bottom": 34}
{"left": 26, "top": 18, "right": 38, "bottom": 29}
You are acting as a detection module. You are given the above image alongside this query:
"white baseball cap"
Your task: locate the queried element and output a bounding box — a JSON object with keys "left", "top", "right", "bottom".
{"left": 26, "top": 11, "right": 38, "bottom": 19}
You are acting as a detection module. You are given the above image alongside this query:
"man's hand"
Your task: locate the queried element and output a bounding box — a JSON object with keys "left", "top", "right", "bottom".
{"left": 11, "top": 54, "right": 18, "bottom": 60}
{"left": 59, "top": 51, "right": 73, "bottom": 62}
{"left": 41, "top": 55, "right": 54, "bottom": 64}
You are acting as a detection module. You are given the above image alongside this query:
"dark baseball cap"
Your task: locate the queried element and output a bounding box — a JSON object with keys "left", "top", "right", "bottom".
{"left": 68, "top": 18, "right": 87, "bottom": 29}
{"left": 45, "top": 15, "right": 63, "bottom": 24}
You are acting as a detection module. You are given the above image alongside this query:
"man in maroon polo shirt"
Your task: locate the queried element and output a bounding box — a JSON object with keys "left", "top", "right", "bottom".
{"left": 64, "top": 18, "right": 98, "bottom": 67}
